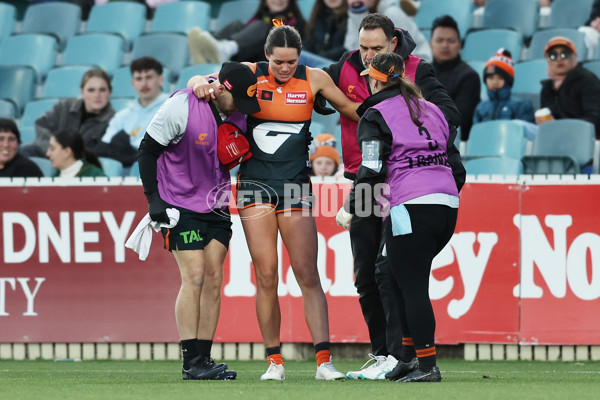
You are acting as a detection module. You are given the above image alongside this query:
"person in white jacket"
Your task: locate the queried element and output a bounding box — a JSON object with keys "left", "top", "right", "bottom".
{"left": 344, "top": 0, "right": 432, "bottom": 62}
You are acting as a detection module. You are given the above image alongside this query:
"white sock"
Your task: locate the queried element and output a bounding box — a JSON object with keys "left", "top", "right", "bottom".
{"left": 220, "top": 39, "right": 238, "bottom": 61}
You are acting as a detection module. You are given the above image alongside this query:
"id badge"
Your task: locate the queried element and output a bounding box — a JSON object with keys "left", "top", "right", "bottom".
{"left": 362, "top": 140, "right": 382, "bottom": 172}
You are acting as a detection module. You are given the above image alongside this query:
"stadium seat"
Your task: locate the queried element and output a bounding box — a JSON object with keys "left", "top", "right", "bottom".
{"left": 0, "top": 98, "right": 15, "bottom": 119}
{"left": 99, "top": 157, "right": 124, "bottom": 177}
{"left": 0, "top": 34, "right": 57, "bottom": 81}
{"left": 465, "top": 60, "right": 487, "bottom": 100}
{"left": 42, "top": 66, "right": 91, "bottom": 99}
{"left": 512, "top": 59, "right": 548, "bottom": 95}
{"left": 176, "top": 63, "right": 221, "bottom": 89}
{"left": 19, "top": 98, "right": 59, "bottom": 145}
{"left": 62, "top": 34, "right": 124, "bottom": 77}
{"left": 151, "top": 1, "right": 212, "bottom": 34}
{"left": 29, "top": 156, "right": 55, "bottom": 177}
{"left": 465, "top": 156, "right": 523, "bottom": 176}
{"left": 298, "top": 0, "right": 316, "bottom": 20}
{"left": 549, "top": 0, "right": 594, "bottom": 29}
{"left": 86, "top": 2, "right": 146, "bottom": 50}
{"left": 415, "top": 0, "right": 473, "bottom": 39}
{"left": 110, "top": 97, "right": 135, "bottom": 112}
{"left": 482, "top": 0, "right": 539, "bottom": 41}
{"left": 0, "top": 65, "right": 36, "bottom": 117}
{"left": 21, "top": 2, "right": 81, "bottom": 51}
{"left": 522, "top": 119, "right": 595, "bottom": 174}
{"left": 311, "top": 110, "right": 340, "bottom": 138}
{"left": 215, "top": 0, "right": 260, "bottom": 31}
{"left": 584, "top": 61, "right": 600, "bottom": 79}
{"left": 129, "top": 161, "right": 140, "bottom": 178}
{"left": 466, "top": 120, "right": 527, "bottom": 160}
{"left": 132, "top": 33, "right": 190, "bottom": 83}
{"left": 527, "top": 29, "right": 586, "bottom": 62}
{"left": 0, "top": 3, "right": 16, "bottom": 45}
{"left": 462, "top": 29, "right": 523, "bottom": 62}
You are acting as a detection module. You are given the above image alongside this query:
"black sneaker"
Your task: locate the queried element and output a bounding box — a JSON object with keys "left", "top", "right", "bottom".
{"left": 182, "top": 356, "right": 228, "bottom": 380}
{"left": 216, "top": 369, "right": 238, "bottom": 380}
{"left": 385, "top": 357, "right": 418, "bottom": 380}
{"left": 396, "top": 366, "right": 442, "bottom": 382}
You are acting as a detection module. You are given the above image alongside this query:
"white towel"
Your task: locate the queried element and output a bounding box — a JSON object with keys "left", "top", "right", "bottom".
{"left": 125, "top": 208, "right": 180, "bottom": 261}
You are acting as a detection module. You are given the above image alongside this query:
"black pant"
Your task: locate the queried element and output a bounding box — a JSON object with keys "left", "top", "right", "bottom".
{"left": 349, "top": 213, "right": 390, "bottom": 356}
{"left": 383, "top": 204, "right": 458, "bottom": 349}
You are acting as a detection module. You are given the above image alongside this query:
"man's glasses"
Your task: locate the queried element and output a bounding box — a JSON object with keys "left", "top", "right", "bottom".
{"left": 547, "top": 50, "right": 573, "bottom": 62}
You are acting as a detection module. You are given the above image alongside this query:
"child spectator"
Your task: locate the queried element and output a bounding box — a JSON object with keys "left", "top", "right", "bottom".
{"left": 473, "top": 49, "right": 535, "bottom": 124}
{"left": 310, "top": 133, "right": 341, "bottom": 176}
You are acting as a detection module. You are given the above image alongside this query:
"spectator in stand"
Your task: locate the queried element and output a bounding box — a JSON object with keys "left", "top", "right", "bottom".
{"left": 0, "top": 119, "right": 43, "bottom": 178}
{"left": 300, "top": 0, "right": 348, "bottom": 67}
{"left": 579, "top": 0, "right": 600, "bottom": 59}
{"left": 430, "top": 15, "right": 480, "bottom": 141}
{"left": 97, "top": 57, "right": 168, "bottom": 166}
{"left": 46, "top": 130, "right": 106, "bottom": 178}
{"left": 188, "top": 0, "right": 306, "bottom": 64}
{"left": 20, "top": 68, "right": 115, "bottom": 159}
{"left": 310, "top": 133, "right": 342, "bottom": 176}
{"left": 473, "top": 49, "right": 535, "bottom": 124}
{"left": 538, "top": 36, "right": 600, "bottom": 137}
{"left": 344, "top": 0, "right": 432, "bottom": 62}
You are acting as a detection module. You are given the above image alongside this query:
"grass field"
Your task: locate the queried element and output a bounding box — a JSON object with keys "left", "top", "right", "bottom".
{"left": 1, "top": 359, "right": 599, "bottom": 400}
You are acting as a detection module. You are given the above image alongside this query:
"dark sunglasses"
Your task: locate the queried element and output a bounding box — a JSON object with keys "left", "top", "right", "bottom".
{"left": 547, "top": 50, "right": 573, "bottom": 61}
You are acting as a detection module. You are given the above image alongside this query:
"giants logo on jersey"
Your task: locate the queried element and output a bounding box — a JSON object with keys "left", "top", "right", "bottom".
{"left": 285, "top": 92, "right": 308, "bottom": 105}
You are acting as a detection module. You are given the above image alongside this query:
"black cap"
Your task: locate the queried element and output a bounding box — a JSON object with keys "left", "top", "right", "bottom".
{"left": 219, "top": 62, "right": 260, "bottom": 115}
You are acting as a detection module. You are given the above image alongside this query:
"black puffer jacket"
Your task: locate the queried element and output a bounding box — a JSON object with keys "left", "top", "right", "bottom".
{"left": 541, "top": 64, "right": 600, "bottom": 138}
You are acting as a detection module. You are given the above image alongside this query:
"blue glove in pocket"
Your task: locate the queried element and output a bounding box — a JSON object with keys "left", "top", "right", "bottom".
{"left": 391, "top": 204, "right": 412, "bottom": 236}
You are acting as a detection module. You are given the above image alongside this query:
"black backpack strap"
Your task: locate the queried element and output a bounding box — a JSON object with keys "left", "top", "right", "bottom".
{"left": 207, "top": 100, "right": 223, "bottom": 126}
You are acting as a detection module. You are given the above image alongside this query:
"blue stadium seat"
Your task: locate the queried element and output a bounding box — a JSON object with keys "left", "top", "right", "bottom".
{"left": 522, "top": 119, "right": 595, "bottom": 174}
{"left": 86, "top": 2, "right": 146, "bottom": 50}
{"left": 62, "top": 34, "right": 123, "bottom": 76}
{"left": 549, "top": 0, "right": 594, "bottom": 29}
{"left": 42, "top": 66, "right": 91, "bottom": 99}
{"left": 151, "top": 1, "right": 212, "bottom": 34}
{"left": 176, "top": 63, "right": 221, "bottom": 89}
{"left": 465, "top": 60, "right": 487, "bottom": 100}
{"left": 98, "top": 157, "right": 124, "bottom": 177}
{"left": 29, "top": 156, "right": 55, "bottom": 177}
{"left": 482, "top": 0, "right": 539, "bottom": 41}
{"left": 462, "top": 29, "right": 523, "bottom": 62}
{"left": 19, "top": 98, "right": 59, "bottom": 145}
{"left": 512, "top": 59, "right": 548, "bottom": 95}
{"left": 0, "top": 34, "right": 57, "bottom": 81}
{"left": 0, "top": 3, "right": 16, "bottom": 45}
{"left": 215, "top": 0, "right": 260, "bottom": 31}
{"left": 465, "top": 156, "right": 523, "bottom": 176}
{"left": 0, "top": 98, "right": 16, "bottom": 119}
{"left": 111, "top": 67, "right": 137, "bottom": 98}
{"left": 20, "top": 98, "right": 59, "bottom": 134}
{"left": 0, "top": 65, "right": 36, "bottom": 117}
{"left": 298, "top": 0, "right": 316, "bottom": 20}
{"left": 415, "top": 0, "right": 473, "bottom": 39}
{"left": 110, "top": 97, "right": 135, "bottom": 112}
{"left": 129, "top": 161, "right": 140, "bottom": 178}
{"left": 466, "top": 120, "right": 527, "bottom": 160}
{"left": 584, "top": 61, "right": 600, "bottom": 79}
{"left": 311, "top": 110, "right": 340, "bottom": 138}
{"left": 132, "top": 33, "right": 190, "bottom": 83}
{"left": 21, "top": 2, "right": 81, "bottom": 51}
{"left": 527, "top": 29, "right": 586, "bottom": 62}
